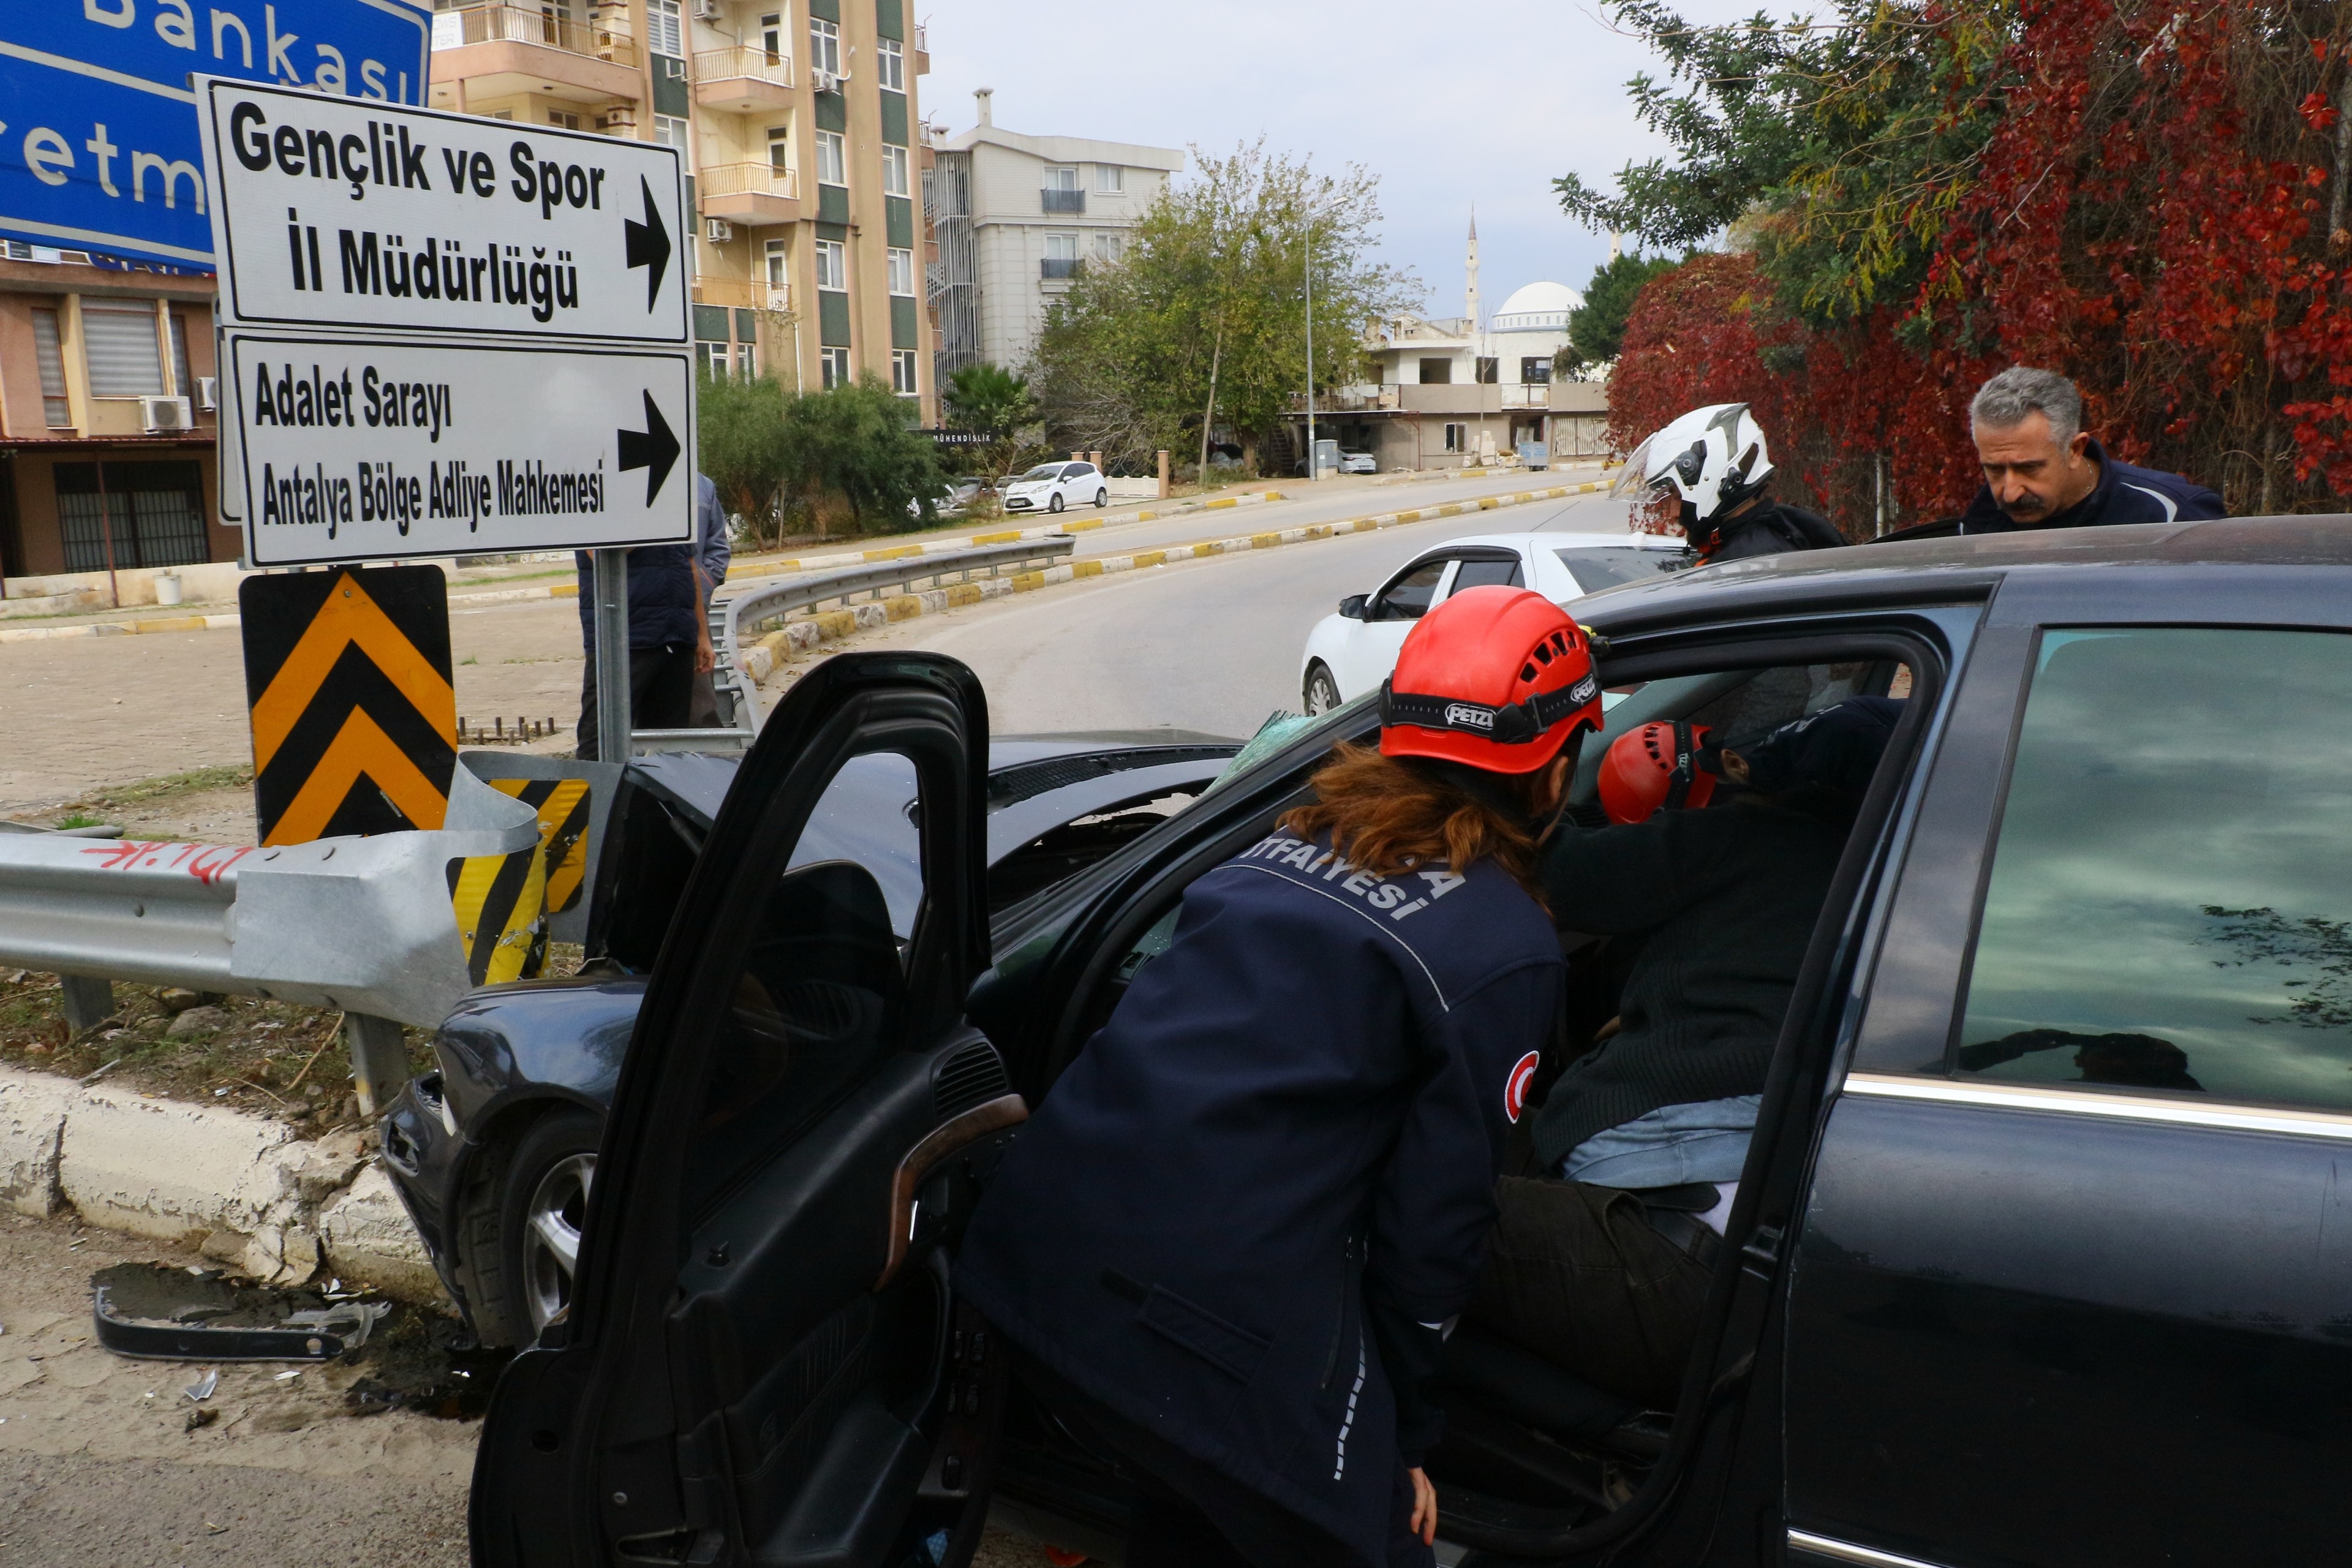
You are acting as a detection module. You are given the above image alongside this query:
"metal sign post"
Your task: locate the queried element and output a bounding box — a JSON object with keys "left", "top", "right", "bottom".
{"left": 592, "top": 548, "right": 631, "bottom": 763}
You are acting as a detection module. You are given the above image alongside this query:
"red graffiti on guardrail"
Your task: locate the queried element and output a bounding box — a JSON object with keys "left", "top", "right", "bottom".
{"left": 79, "top": 842, "right": 256, "bottom": 886}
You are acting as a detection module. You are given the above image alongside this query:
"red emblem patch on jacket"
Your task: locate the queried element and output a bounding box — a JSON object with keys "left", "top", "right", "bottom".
{"left": 1503, "top": 1050, "right": 1540, "bottom": 1124}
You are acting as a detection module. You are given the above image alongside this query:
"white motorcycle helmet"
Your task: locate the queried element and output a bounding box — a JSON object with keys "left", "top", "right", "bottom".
{"left": 1611, "top": 402, "right": 1776, "bottom": 533}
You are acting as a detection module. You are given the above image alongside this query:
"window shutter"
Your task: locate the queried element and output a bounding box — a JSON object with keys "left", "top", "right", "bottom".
{"left": 81, "top": 304, "right": 165, "bottom": 398}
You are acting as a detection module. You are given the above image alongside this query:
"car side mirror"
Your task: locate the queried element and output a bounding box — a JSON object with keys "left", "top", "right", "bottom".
{"left": 1338, "top": 594, "right": 1368, "bottom": 620}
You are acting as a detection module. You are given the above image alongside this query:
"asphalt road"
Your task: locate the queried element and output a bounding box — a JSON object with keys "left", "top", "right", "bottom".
{"left": 824, "top": 485, "right": 1643, "bottom": 737}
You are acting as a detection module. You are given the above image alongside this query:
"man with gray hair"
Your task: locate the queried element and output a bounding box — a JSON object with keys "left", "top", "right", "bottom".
{"left": 1961, "top": 367, "right": 2223, "bottom": 531}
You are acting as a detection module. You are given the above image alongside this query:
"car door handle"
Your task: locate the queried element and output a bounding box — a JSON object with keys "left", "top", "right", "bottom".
{"left": 876, "top": 1093, "right": 1028, "bottom": 1291}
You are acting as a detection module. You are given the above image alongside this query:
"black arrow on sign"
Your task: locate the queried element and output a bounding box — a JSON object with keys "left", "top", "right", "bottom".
{"left": 617, "top": 391, "right": 680, "bottom": 506}
{"left": 624, "top": 175, "right": 671, "bottom": 312}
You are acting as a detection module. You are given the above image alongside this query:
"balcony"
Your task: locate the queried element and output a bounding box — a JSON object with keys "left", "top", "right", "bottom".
{"left": 1041, "top": 188, "right": 1085, "bottom": 214}
{"left": 429, "top": 4, "right": 641, "bottom": 107}
{"left": 695, "top": 277, "right": 792, "bottom": 314}
{"left": 1039, "top": 257, "right": 1080, "bottom": 281}
{"left": 694, "top": 45, "right": 794, "bottom": 115}
{"left": 913, "top": 23, "right": 929, "bottom": 72}
{"left": 698, "top": 162, "right": 802, "bottom": 227}
{"left": 1287, "top": 386, "right": 1400, "bottom": 414}
{"left": 1501, "top": 384, "right": 1549, "bottom": 409}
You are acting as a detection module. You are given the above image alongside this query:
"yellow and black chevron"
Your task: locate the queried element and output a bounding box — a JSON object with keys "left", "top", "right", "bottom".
{"left": 488, "top": 778, "right": 595, "bottom": 916}
{"left": 447, "top": 837, "right": 549, "bottom": 986}
{"left": 241, "top": 567, "right": 456, "bottom": 845}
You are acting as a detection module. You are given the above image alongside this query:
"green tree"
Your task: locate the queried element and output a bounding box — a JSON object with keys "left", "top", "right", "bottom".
{"left": 776, "top": 375, "right": 949, "bottom": 536}
{"left": 696, "top": 371, "right": 792, "bottom": 548}
{"left": 941, "top": 363, "right": 1041, "bottom": 481}
{"left": 1561, "top": 252, "right": 1681, "bottom": 377}
{"left": 1030, "top": 140, "right": 1420, "bottom": 476}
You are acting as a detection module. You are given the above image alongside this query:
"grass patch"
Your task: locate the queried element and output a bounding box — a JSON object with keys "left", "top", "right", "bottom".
{"left": 52, "top": 811, "right": 105, "bottom": 830}
{"left": 75, "top": 764, "right": 253, "bottom": 810}
{"left": 0, "top": 968, "right": 432, "bottom": 1129}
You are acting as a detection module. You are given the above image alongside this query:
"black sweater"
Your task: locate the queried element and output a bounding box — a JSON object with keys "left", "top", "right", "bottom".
{"left": 1529, "top": 797, "right": 1848, "bottom": 1170}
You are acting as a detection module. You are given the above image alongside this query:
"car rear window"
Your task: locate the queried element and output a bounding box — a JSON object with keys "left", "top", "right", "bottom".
{"left": 1556, "top": 546, "right": 1683, "bottom": 594}
{"left": 1955, "top": 628, "right": 2352, "bottom": 1110}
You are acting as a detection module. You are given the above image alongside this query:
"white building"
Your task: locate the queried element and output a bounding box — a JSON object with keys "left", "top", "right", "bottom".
{"left": 1303, "top": 217, "right": 1607, "bottom": 471}
{"left": 927, "top": 90, "right": 1183, "bottom": 380}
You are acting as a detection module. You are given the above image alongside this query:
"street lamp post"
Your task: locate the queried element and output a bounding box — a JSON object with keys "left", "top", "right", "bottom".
{"left": 1304, "top": 217, "right": 1318, "bottom": 483}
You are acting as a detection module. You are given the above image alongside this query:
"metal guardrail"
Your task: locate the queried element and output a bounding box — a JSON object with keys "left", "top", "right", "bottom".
{"left": 707, "top": 535, "right": 1077, "bottom": 733}
{"left": 0, "top": 767, "right": 541, "bottom": 1112}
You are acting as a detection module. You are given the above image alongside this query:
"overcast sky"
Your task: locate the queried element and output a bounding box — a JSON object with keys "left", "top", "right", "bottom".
{"left": 917, "top": 0, "right": 1777, "bottom": 316}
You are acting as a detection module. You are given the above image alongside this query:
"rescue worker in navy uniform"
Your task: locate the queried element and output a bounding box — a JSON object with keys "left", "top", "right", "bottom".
{"left": 956, "top": 587, "right": 1609, "bottom": 1567}
{"left": 1468, "top": 698, "right": 1902, "bottom": 1408}
{"left": 1613, "top": 402, "right": 1846, "bottom": 563}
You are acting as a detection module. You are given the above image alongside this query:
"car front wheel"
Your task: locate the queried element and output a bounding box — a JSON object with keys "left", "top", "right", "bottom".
{"left": 1304, "top": 662, "right": 1344, "bottom": 715}
{"left": 1049, "top": 492, "right": 1066, "bottom": 513}
{"left": 454, "top": 1107, "right": 601, "bottom": 1348}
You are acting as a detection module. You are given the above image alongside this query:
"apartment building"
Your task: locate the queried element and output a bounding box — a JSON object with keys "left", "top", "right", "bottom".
{"left": 929, "top": 91, "right": 1182, "bottom": 379}
{"left": 428, "top": 0, "right": 935, "bottom": 415}
{"left": 0, "top": 247, "right": 227, "bottom": 591}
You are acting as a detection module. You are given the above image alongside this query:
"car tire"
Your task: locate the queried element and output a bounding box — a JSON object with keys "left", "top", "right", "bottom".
{"left": 453, "top": 1107, "right": 600, "bottom": 1348}
{"left": 1303, "top": 662, "right": 1344, "bottom": 715}
{"left": 1049, "top": 492, "right": 1065, "bottom": 513}
{"left": 1095, "top": 488, "right": 1107, "bottom": 507}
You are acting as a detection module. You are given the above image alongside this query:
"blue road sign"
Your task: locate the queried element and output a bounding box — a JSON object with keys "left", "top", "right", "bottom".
{"left": 1, "top": 1, "right": 431, "bottom": 268}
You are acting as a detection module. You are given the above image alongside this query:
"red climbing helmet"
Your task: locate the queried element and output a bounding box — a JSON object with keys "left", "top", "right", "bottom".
{"left": 1598, "top": 720, "right": 1717, "bottom": 823}
{"left": 1379, "top": 586, "right": 1605, "bottom": 775}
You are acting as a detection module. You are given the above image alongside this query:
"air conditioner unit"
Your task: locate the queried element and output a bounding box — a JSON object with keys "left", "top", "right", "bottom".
{"left": 704, "top": 217, "right": 735, "bottom": 244}
{"left": 194, "top": 375, "right": 217, "bottom": 412}
{"left": 690, "top": 0, "right": 722, "bottom": 18}
{"left": 140, "top": 395, "right": 194, "bottom": 433}
{"left": 810, "top": 68, "right": 840, "bottom": 94}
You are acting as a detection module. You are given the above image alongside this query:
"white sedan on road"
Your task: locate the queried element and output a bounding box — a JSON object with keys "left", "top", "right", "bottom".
{"left": 1298, "top": 532, "right": 1687, "bottom": 712}
{"left": 1001, "top": 459, "right": 1109, "bottom": 514}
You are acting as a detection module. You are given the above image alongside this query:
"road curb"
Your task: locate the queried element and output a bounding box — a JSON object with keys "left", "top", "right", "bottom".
{"left": 0, "top": 1066, "right": 442, "bottom": 1302}
{"left": 739, "top": 476, "right": 1618, "bottom": 682}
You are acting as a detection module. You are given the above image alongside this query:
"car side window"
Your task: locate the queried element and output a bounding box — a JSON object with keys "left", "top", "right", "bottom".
{"left": 1955, "top": 628, "right": 2352, "bottom": 1109}
{"left": 1450, "top": 556, "right": 1524, "bottom": 593}
{"left": 684, "top": 748, "right": 928, "bottom": 1216}
{"left": 1371, "top": 559, "right": 1449, "bottom": 620}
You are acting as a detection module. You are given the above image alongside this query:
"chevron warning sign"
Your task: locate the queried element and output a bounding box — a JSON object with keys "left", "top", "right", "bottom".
{"left": 488, "top": 778, "right": 596, "bottom": 916}
{"left": 240, "top": 566, "right": 456, "bottom": 845}
{"left": 448, "top": 837, "right": 549, "bottom": 986}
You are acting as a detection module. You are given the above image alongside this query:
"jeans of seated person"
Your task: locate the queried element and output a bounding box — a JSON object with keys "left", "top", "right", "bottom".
{"left": 1466, "top": 1177, "right": 1714, "bottom": 1411}
{"left": 575, "top": 641, "right": 698, "bottom": 761}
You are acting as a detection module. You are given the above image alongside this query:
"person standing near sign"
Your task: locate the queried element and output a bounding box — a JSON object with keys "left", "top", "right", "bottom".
{"left": 686, "top": 474, "right": 733, "bottom": 728}
{"left": 573, "top": 540, "right": 713, "bottom": 760}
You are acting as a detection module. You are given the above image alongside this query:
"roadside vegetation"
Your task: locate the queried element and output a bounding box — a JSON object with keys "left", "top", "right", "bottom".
{"left": 698, "top": 372, "right": 952, "bottom": 548}
{"left": 1561, "top": 0, "right": 2352, "bottom": 526}
{"left": 1028, "top": 141, "right": 1420, "bottom": 478}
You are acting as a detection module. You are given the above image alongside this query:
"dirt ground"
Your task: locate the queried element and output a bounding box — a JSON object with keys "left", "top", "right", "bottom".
{"left": 0, "top": 1215, "right": 1070, "bottom": 1567}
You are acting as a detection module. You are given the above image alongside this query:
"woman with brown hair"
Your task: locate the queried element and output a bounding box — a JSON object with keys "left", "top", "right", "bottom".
{"left": 956, "top": 587, "right": 1607, "bottom": 1568}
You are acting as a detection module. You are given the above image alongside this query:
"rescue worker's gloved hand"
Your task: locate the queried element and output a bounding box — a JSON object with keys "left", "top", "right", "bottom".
{"left": 1719, "top": 696, "right": 1904, "bottom": 799}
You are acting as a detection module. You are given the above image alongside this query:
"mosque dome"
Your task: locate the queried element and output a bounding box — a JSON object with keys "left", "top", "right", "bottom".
{"left": 1491, "top": 280, "right": 1582, "bottom": 333}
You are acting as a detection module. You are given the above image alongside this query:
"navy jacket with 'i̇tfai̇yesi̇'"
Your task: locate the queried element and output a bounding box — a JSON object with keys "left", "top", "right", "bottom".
{"left": 955, "top": 828, "right": 1562, "bottom": 1567}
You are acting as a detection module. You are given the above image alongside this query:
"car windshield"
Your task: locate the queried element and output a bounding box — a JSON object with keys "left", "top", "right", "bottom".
{"left": 1016, "top": 465, "right": 1063, "bottom": 482}
{"left": 1556, "top": 546, "right": 1684, "bottom": 594}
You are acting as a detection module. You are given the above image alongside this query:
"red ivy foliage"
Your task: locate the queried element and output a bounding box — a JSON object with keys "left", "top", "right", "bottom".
{"left": 1609, "top": 0, "right": 2352, "bottom": 530}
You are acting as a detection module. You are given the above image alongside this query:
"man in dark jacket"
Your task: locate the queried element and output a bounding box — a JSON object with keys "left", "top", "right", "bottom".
{"left": 572, "top": 539, "right": 712, "bottom": 760}
{"left": 1468, "top": 697, "right": 1901, "bottom": 1407}
{"left": 1960, "top": 367, "right": 2224, "bottom": 532}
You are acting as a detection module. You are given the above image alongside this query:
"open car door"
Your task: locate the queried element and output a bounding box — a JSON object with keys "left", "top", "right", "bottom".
{"left": 472, "top": 652, "right": 1020, "bottom": 1568}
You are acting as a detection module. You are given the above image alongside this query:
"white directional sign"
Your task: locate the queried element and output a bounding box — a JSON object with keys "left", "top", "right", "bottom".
{"left": 197, "top": 77, "right": 687, "bottom": 345}
{"left": 223, "top": 333, "right": 692, "bottom": 565}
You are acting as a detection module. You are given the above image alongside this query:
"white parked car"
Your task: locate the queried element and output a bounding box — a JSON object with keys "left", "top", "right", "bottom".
{"left": 1297, "top": 531, "right": 1687, "bottom": 712}
{"left": 1337, "top": 450, "right": 1378, "bottom": 475}
{"left": 1001, "top": 460, "right": 1108, "bottom": 514}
